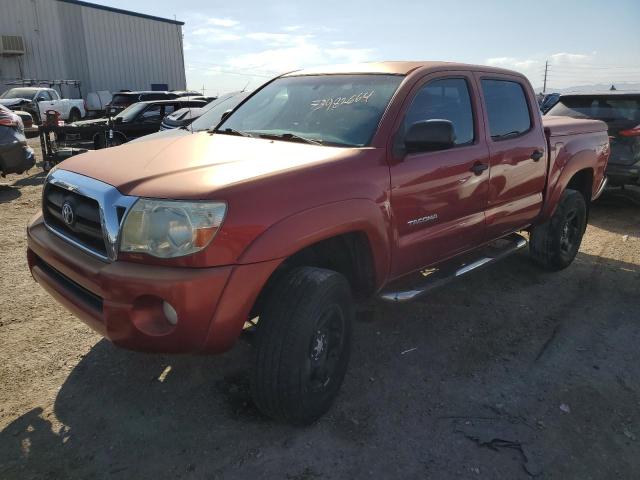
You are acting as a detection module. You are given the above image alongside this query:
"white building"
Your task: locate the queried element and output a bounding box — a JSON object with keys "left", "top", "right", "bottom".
{"left": 0, "top": 0, "right": 187, "bottom": 99}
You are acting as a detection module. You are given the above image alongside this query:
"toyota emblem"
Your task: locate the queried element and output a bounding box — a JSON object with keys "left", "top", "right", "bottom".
{"left": 61, "top": 202, "right": 75, "bottom": 226}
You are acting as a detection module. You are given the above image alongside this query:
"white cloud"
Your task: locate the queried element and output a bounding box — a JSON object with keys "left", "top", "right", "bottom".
{"left": 282, "top": 25, "right": 303, "bottom": 32}
{"left": 191, "top": 28, "right": 242, "bottom": 41}
{"left": 226, "top": 37, "right": 374, "bottom": 74}
{"left": 549, "top": 52, "right": 589, "bottom": 64}
{"left": 486, "top": 57, "right": 540, "bottom": 70}
{"left": 206, "top": 17, "right": 239, "bottom": 28}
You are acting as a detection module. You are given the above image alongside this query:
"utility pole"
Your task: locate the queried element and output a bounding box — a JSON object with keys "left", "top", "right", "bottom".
{"left": 543, "top": 60, "right": 549, "bottom": 93}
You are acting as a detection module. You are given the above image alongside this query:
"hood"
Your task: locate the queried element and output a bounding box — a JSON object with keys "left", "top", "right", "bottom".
{"left": 129, "top": 128, "right": 191, "bottom": 143}
{"left": 58, "top": 132, "right": 363, "bottom": 199}
{"left": 0, "top": 98, "right": 31, "bottom": 107}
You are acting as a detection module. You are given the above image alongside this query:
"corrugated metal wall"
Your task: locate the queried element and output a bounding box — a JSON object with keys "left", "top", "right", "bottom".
{"left": 0, "top": 0, "right": 186, "bottom": 98}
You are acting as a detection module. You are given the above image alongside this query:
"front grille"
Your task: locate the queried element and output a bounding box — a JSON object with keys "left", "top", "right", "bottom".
{"left": 42, "top": 183, "right": 107, "bottom": 256}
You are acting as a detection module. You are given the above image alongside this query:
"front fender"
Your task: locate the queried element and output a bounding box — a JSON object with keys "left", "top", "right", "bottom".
{"left": 238, "top": 199, "right": 392, "bottom": 287}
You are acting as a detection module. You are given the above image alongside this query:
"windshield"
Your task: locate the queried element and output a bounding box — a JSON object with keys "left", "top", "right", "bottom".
{"left": 548, "top": 95, "right": 640, "bottom": 125}
{"left": 0, "top": 88, "right": 37, "bottom": 100}
{"left": 218, "top": 74, "right": 403, "bottom": 147}
{"left": 115, "top": 103, "right": 146, "bottom": 122}
{"left": 190, "top": 92, "right": 250, "bottom": 131}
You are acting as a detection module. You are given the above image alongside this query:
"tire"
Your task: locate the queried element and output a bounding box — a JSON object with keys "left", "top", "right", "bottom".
{"left": 529, "top": 188, "right": 587, "bottom": 271}
{"left": 251, "top": 266, "right": 353, "bottom": 425}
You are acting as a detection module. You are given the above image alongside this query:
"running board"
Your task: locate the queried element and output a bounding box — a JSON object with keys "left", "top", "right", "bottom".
{"left": 379, "top": 233, "right": 528, "bottom": 303}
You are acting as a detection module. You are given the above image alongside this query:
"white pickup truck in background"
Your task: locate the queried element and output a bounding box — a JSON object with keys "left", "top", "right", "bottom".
{"left": 0, "top": 87, "right": 86, "bottom": 123}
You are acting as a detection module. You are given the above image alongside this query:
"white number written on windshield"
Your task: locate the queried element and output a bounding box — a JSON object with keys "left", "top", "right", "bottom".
{"left": 310, "top": 90, "right": 375, "bottom": 112}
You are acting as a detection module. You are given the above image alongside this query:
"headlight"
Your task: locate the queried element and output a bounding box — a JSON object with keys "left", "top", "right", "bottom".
{"left": 120, "top": 199, "right": 226, "bottom": 258}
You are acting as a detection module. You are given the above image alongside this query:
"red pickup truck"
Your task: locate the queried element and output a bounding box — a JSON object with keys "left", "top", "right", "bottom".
{"left": 27, "top": 62, "right": 609, "bottom": 424}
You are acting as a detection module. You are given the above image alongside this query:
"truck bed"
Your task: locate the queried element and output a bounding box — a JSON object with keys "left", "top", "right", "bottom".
{"left": 543, "top": 115, "right": 608, "bottom": 137}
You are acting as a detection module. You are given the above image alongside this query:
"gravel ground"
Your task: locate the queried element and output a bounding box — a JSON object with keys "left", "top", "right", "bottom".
{"left": 1, "top": 139, "right": 639, "bottom": 479}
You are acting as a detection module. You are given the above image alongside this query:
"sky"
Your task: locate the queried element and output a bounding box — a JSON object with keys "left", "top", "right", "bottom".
{"left": 91, "top": 0, "right": 640, "bottom": 95}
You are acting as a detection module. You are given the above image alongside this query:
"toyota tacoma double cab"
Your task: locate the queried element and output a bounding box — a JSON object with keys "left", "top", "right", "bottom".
{"left": 27, "top": 62, "right": 609, "bottom": 425}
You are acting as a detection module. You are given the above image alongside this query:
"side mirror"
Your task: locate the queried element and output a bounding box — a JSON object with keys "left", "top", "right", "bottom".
{"left": 219, "top": 109, "right": 233, "bottom": 124}
{"left": 404, "top": 120, "right": 456, "bottom": 154}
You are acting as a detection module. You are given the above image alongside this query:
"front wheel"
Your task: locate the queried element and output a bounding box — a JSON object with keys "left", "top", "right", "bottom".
{"left": 529, "top": 189, "right": 587, "bottom": 270}
{"left": 251, "top": 266, "right": 353, "bottom": 425}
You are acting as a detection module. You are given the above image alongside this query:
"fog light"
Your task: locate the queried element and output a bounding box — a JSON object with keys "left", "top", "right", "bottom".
{"left": 162, "top": 301, "right": 178, "bottom": 325}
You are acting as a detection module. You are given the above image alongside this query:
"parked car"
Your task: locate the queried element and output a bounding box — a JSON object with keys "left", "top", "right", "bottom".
{"left": 105, "top": 91, "right": 183, "bottom": 116}
{"left": 0, "top": 104, "right": 35, "bottom": 176}
{"left": 66, "top": 98, "right": 208, "bottom": 148}
{"left": 547, "top": 92, "right": 639, "bottom": 186}
{"left": 159, "top": 91, "right": 250, "bottom": 131}
{"left": 27, "top": 61, "right": 609, "bottom": 425}
{"left": 0, "top": 87, "right": 86, "bottom": 123}
{"left": 13, "top": 110, "right": 34, "bottom": 130}
{"left": 539, "top": 92, "right": 560, "bottom": 113}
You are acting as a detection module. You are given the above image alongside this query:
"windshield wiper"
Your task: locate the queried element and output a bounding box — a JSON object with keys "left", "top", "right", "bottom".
{"left": 215, "top": 127, "right": 255, "bottom": 138}
{"left": 257, "top": 132, "right": 323, "bottom": 146}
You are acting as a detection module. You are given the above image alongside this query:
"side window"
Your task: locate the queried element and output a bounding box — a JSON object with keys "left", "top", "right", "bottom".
{"left": 37, "top": 91, "right": 52, "bottom": 101}
{"left": 140, "top": 105, "right": 162, "bottom": 121}
{"left": 404, "top": 78, "right": 474, "bottom": 146}
{"left": 481, "top": 79, "right": 532, "bottom": 139}
{"left": 163, "top": 105, "right": 176, "bottom": 116}
{"left": 49, "top": 90, "right": 60, "bottom": 100}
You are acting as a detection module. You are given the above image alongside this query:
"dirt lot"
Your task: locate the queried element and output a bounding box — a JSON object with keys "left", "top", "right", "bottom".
{"left": 1, "top": 139, "right": 639, "bottom": 479}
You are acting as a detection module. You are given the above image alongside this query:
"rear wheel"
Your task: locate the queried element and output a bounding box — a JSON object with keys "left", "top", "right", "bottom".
{"left": 529, "top": 189, "right": 587, "bottom": 270}
{"left": 67, "top": 109, "right": 81, "bottom": 123}
{"left": 251, "top": 266, "right": 353, "bottom": 425}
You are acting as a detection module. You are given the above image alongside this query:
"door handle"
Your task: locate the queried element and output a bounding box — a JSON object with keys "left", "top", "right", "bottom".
{"left": 470, "top": 162, "right": 489, "bottom": 175}
{"left": 531, "top": 150, "right": 544, "bottom": 162}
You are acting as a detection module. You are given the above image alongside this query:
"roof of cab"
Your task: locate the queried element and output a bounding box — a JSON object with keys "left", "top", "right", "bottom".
{"left": 284, "top": 61, "right": 521, "bottom": 77}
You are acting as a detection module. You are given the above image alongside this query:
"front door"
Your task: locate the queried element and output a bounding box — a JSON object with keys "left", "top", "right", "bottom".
{"left": 388, "top": 73, "right": 491, "bottom": 278}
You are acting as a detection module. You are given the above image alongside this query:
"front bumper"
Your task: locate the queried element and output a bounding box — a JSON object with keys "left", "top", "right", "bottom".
{"left": 27, "top": 215, "right": 281, "bottom": 354}
{"left": 606, "top": 161, "right": 640, "bottom": 186}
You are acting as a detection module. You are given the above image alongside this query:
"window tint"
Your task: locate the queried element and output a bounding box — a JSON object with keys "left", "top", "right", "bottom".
{"left": 37, "top": 91, "right": 52, "bottom": 101}
{"left": 163, "top": 105, "right": 176, "bottom": 116}
{"left": 481, "top": 80, "right": 531, "bottom": 139}
{"left": 140, "top": 105, "right": 162, "bottom": 121}
{"left": 547, "top": 96, "right": 640, "bottom": 123}
{"left": 404, "top": 78, "right": 474, "bottom": 145}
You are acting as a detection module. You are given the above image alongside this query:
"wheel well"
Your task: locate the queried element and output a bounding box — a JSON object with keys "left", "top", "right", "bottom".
{"left": 250, "top": 232, "right": 376, "bottom": 318}
{"left": 566, "top": 168, "right": 593, "bottom": 222}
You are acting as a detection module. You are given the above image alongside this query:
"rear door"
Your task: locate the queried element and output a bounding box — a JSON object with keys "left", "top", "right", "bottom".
{"left": 475, "top": 74, "right": 547, "bottom": 241}
{"left": 388, "top": 72, "right": 490, "bottom": 277}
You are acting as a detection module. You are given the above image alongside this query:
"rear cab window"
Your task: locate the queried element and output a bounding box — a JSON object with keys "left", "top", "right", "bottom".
{"left": 481, "top": 79, "right": 532, "bottom": 140}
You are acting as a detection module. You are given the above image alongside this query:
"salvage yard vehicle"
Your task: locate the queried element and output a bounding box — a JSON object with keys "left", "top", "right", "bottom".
{"left": 159, "top": 91, "right": 250, "bottom": 131}
{"left": 0, "top": 87, "right": 86, "bottom": 123}
{"left": 105, "top": 90, "right": 203, "bottom": 116}
{"left": 0, "top": 105, "right": 35, "bottom": 176}
{"left": 547, "top": 92, "right": 640, "bottom": 186}
{"left": 67, "top": 98, "right": 208, "bottom": 148}
{"left": 27, "top": 62, "right": 610, "bottom": 425}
